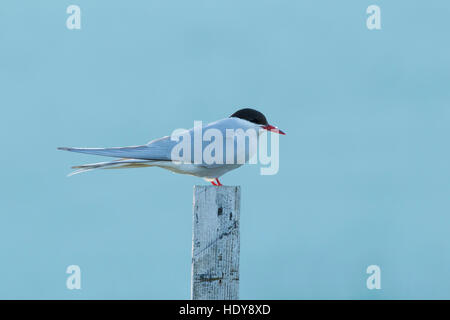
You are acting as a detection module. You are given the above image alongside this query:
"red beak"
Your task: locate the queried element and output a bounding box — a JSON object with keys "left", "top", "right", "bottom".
{"left": 262, "top": 124, "right": 286, "bottom": 135}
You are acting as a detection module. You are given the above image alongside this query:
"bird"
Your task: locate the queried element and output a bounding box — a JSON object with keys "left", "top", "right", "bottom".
{"left": 58, "top": 108, "right": 285, "bottom": 186}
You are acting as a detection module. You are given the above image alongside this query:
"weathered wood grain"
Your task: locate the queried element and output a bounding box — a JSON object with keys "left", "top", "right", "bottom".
{"left": 191, "top": 185, "right": 240, "bottom": 300}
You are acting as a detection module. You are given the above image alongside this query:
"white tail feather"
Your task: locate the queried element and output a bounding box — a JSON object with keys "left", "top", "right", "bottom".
{"left": 67, "top": 158, "right": 157, "bottom": 176}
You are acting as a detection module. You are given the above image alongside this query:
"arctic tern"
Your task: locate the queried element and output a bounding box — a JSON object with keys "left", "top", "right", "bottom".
{"left": 58, "top": 108, "right": 285, "bottom": 186}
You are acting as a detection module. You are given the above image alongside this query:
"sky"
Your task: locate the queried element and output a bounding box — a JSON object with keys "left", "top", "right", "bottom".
{"left": 0, "top": 0, "right": 450, "bottom": 299}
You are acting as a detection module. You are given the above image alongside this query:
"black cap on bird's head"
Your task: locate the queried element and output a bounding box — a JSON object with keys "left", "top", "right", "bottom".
{"left": 230, "top": 108, "right": 286, "bottom": 135}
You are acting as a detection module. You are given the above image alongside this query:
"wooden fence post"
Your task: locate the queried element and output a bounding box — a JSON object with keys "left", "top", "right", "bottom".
{"left": 191, "top": 185, "right": 241, "bottom": 300}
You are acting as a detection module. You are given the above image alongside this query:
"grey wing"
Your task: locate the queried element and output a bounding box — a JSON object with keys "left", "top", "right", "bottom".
{"left": 58, "top": 135, "right": 177, "bottom": 160}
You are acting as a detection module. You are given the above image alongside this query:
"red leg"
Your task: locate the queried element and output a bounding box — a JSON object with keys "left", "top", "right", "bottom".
{"left": 215, "top": 178, "right": 223, "bottom": 186}
{"left": 211, "top": 180, "right": 217, "bottom": 186}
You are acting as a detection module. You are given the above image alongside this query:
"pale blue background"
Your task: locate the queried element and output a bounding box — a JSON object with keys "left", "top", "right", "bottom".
{"left": 0, "top": 1, "right": 449, "bottom": 299}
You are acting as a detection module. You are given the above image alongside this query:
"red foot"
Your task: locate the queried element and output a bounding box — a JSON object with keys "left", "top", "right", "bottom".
{"left": 210, "top": 179, "right": 223, "bottom": 186}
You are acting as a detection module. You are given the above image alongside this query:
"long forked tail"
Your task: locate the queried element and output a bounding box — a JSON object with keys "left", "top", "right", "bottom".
{"left": 68, "top": 158, "right": 157, "bottom": 176}
{"left": 57, "top": 143, "right": 170, "bottom": 161}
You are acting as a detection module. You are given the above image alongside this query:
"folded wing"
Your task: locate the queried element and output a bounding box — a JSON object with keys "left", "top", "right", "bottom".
{"left": 58, "top": 136, "right": 174, "bottom": 160}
